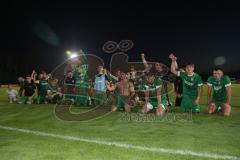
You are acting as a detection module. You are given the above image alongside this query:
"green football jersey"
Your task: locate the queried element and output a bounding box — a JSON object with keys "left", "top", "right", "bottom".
{"left": 207, "top": 75, "right": 231, "bottom": 101}
{"left": 49, "top": 84, "right": 58, "bottom": 94}
{"left": 39, "top": 79, "right": 49, "bottom": 94}
{"left": 144, "top": 78, "right": 166, "bottom": 98}
{"left": 73, "top": 64, "right": 89, "bottom": 89}
{"left": 133, "top": 76, "right": 145, "bottom": 92}
{"left": 179, "top": 72, "right": 202, "bottom": 99}
{"left": 73, "top": 64, "right": 88, "bottom": 78}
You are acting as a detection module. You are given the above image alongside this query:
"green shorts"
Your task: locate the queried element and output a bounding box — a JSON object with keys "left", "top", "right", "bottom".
{"left": 180, "top": 96, "right": 200, "bottom": 113}
{"left": 147, "top": 97, "right": 167, "bottom": 110}
{"left": 18, "top": 97, "right": 33, "bottom": 104}
{"left": 116, "top": 95, "right": 129, "bottom": 109}
{"left": 93, "top": 93, "right": 107, "bottom": 106}
{"left": 212, "top": 99, "right": 226, "bottom": 109}
{"left": 75, "top": 86, "right": 88, "bottom": 105}
{"left": 36, "top": 94, "right": 46, "bottom": 104}
{"left": 75, "top": 95, "right": 88, "bottom": 106}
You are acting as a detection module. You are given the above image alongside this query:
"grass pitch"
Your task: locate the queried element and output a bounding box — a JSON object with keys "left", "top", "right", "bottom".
{"left": 0, "top": 85, "right": 239, "bottom": 160}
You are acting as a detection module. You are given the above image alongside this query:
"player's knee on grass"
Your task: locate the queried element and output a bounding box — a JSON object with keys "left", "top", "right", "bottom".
{"left": 180, "top": 98, "right": 191, "bottom": 112}
{"left": 156, "top": 104, "right": 165, "bottom": 117}
{"left": 26, "top": 101, "right": 32, "bottom": 104}
{"left": 111, "top": 105, "right": 118, "bottom": 112}
{"left": 208, "top": 102, "right": 216, "bottom": 114}
{"left": 18, "top": 97, "right": 28, "bottom": 104}
{"left": 192, "top": 105, "right": 200, "bottom": 113}
{"left": 124, "top": 103, "right": 131, "bottom": 113}
{"left": 141, "top": 104, "right": 150, "bottom": 113}
{"left": 222, "top": 103, "right": 231, "bottom": 117}
{"left": 181, "top": 98, "right": 200, "bottom": 113}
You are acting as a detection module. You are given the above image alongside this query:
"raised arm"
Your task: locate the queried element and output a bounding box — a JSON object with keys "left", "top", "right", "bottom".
{"left": 141, "top": 53, "right": 149, "bottom": 69}
{"left": 169, "top": 54, "right": 179, "bottom": 75}
{"left": 31, "top": 70, "right": 35, "bottom": 80}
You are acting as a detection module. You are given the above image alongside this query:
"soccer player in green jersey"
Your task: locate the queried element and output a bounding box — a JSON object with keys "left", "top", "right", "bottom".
{"left": 141, "top": 70, "right": 167, "bottom": 117}
{"left": 169, "top": 54, "right": 203, "bottom": 113}
{"left": 141, "top": 53, "right": 172, "bottom": 107}
{"left": 207, "top": 68, "right": 232, "bottom": 116}
{"left": 73, "top": 64, "right": 89, "bottom": 105}
{"left": 34, "top": 71, "right": 50, "bottom": 104}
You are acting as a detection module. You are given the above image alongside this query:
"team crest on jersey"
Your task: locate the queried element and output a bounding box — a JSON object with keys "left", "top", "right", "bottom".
{"left": 184, "top": 79, "right": 194, "bottom": 86}
{"left": 213, "top": 86, "right": 222, "bottom": 91}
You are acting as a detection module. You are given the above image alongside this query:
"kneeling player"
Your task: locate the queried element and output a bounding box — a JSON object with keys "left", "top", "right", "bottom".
{"left": 207, "top": 68, "right": 232, "bottom": 116}
{"left": 111, "top": 72, "right": 135, "bottom": 112}
{"left": 169, "top": 54, "right": 203, "bottom": 113}
{"left": 141, "top": 71, "right": 167, "bottom": 117}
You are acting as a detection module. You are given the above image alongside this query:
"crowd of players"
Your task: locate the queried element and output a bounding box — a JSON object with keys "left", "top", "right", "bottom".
{"left": 6, "top": 53, "right": 232, "bottom": 116}
{"left": 7, "top": 71, "right": 63, "bottom": 105}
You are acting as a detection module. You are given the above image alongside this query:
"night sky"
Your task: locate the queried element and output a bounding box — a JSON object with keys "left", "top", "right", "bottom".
{"left": 1, "top": 1, "right": 240, "bottom": 83}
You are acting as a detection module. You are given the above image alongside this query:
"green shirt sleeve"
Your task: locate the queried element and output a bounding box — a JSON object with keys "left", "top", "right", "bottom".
{"left": 223, "top": 76, "right": 231, "bottom": 87}
{"left": 197, "top": 74, "right": 203, "bottom": 87}
{"left": 179, "top": 71, "right": 186, "bottom": 78}
{"left": 207, "top": 77, "right": 213, "bottom": 86}
{"left": 155, "top": 78, "right": 162, "bottom": 88}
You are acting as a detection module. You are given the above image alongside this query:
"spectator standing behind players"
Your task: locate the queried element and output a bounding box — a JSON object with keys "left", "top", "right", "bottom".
{"left": 6, "top": 84, "right": 18, "bottom": 103}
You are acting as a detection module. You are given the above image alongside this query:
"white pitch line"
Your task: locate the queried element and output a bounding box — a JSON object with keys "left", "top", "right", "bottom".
{"left": 0, "top": 125, "right": 239, "bottom": 160}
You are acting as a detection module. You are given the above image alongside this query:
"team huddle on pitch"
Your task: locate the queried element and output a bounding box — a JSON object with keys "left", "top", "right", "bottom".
{"left": 107, "top": 53, "right": 231, "bottom": 117}
{"left": 6, "top": 53, "right": 232, "bottom": 117}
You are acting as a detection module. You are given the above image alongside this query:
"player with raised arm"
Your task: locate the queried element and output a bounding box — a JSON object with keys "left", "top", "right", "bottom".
{"left": 169, "top": 54, "right": 203, "bottom": 113}
{"left": 141, "top": 53, "right": 173, "bottom": 107}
